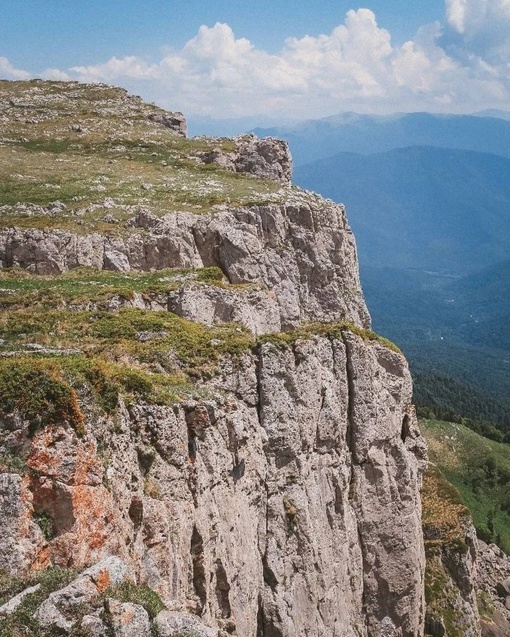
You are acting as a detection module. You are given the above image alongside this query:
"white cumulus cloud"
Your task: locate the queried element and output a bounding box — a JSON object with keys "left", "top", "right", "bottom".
{"left": 444, "top": 0, "right": 510, "bottom": 64}
{"left": 446, "top": 0, "right": 510, "bottom": 34}
{"left": 70, "top": 56, "right": 159, "bottom": 82}
{"left": 0, "top": 57, "right": 30, "bottom": 80}
{"left": 1, "top": 5, "right": 510, "bottom": 118}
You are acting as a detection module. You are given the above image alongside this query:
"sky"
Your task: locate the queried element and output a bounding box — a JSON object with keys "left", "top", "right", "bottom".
{"left": 1, "top": 0, "right": 510, "bottom": 120}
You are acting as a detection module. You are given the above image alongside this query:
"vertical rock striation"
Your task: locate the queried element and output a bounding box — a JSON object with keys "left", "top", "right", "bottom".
{"left": 0, "top": 336, "right": 426, "bottom": 636}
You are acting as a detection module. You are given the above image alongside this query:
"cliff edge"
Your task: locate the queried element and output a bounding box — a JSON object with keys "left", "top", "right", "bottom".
{"left": 0, "top": 80, "right": 426, "bottom": 637}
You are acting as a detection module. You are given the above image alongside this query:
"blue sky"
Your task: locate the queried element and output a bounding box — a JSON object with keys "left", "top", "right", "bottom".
{"left": 2, "top": 0, "right": 445, "bottom": 67}
{"left": 1, "top": 0, "right": 510, "bottom": 119}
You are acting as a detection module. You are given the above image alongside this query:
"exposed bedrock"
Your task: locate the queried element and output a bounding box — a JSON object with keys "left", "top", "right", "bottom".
{"left": 198, "top": 135, "right": 292, "bottom": 184}
{"left": 0, "top": 334, "right": 426, "bottom": 636}
{"left": 0, "top": 200, "right": 370, "bottom": 330}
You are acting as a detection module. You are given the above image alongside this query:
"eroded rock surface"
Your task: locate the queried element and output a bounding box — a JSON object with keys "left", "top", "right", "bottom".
{"left": 155, "top": 610, "right": 218, "bottom": 636}
{"left": 0, "top": 79, "right": 427, "bottom": 637}
{"left": 35, "top": 557, "right": 130, "bottom": 631}
{"left": 476, "top": 541, "right": 510, "bottom": 636}
{"left": 0, "top": 335, "right": 426, "bottom": 636}
{"left": 199, "top": 135, "right": 292, "bottom": 184}
{"left": 0, "top": 198, "right": 370, "bottom": 330}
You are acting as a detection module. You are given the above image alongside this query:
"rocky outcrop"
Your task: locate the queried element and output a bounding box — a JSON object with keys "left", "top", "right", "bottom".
{"left": 421, "top": 466, "right": 482, "bottom": 636}
{"left": 35, "top": 557, "right": 130, "bottom": 632}
{"left": 0, "top": 80, "right": 428, "bottom": 637}
{"left": 476, "top": 541, "right": 510, "bottom": 636}
{"left": 167, "top": 282, "right": 282, "bottom": 335}
{"left": 155, "top": 610, "right": 218, "bottom": 636}
{"left": 0, "top": 584, "right": 41, "bottom": 618}
{"left": 0, "top": 472, "right": 46, "bottom": 574}
{"left": 0, "top": 333, "right": 426, "bottom": 636}
{"left": 148, "top": 111, "right": 187, "bottom": 137}
{"left": 0, "top": 198, "right": 370, "bottom": 330}
{"left": 199, "top": 135, "right": 292, "bottom": 184}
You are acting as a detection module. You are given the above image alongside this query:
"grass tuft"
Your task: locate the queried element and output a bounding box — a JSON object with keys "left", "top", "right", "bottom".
{"left": 105, "top": 581, "right": 165, "bottom": 619}
{"left": 257, "top": 321, "right": 401, "bottom": 354}
{"left": 0, "top": 359, "right": 85, "bottom": 435}
{"left": 0, "top": 566, "right": 77, "bottom": 637}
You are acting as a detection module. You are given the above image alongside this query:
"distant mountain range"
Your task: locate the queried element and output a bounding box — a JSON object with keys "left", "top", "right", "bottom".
{"left": 254, "top": 111, "right": 510, "bottom": 166}
{"left": 294, "top": 145, "right": 510, "bottom": 275}
{"left": 474, "top": 109, "right": 510, "bottom": 121}
{"left": 187, "top": 114, "right": 300, "bottom": 138}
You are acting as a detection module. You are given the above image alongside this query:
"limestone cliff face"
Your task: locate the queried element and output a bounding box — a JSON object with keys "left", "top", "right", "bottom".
{"left": 0, "top": 81, "right": 425, "bottom": 636}
{"left": 0, "top": 335, "right": 426, "bottom": 636}
{"left": 0, "top": 198, "right": 369, "bottom": 331}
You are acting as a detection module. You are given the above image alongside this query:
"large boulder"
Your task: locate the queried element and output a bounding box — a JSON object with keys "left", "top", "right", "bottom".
{"left": 36, "top": 557, "right": 130, "bottom": 632}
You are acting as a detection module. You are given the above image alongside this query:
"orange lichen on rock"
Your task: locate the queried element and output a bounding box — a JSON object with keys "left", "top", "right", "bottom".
{"left": 47, "top": 483, "right": 117, "bottom": 567}
{"left": 95, "top": 568, "right": 111, "bottom": 593}
{"left": 71, "top": 485, "right": 112, "bottom": 550}
{"left": 21, "top": 425, "right": 124, "bottom": 570}
{"left": 27, "top": 427, "right": 103, "bottom": 486}
{"left": 27, "top": 427, "right": 72, "bottom": 478}
{"left": 119, "top": 605, "right": 136, "bottom": 624}
{"left": 31, "top": 545, "right": 51, "bottom": 571}
{"left": 73, "top": 441, "right": 104, "bottom": 487}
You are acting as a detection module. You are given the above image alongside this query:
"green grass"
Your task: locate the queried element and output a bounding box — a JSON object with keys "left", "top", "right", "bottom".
{"left": 258, "top": 321, "right": 401, "bottom": 354}
{"left": 0, "top": 358, "right": 85, "bottom": 435}
{"left": 0, "top": 266, "right": 224, "bottom": 308}
{"left": 105, "top": 581, "right": 164, "bottom": 619}
{"left": 422, "top": 418, "right": 510, "bottom": 553}
{"left": 0, "top": 564, "right": 165, "bottom": 636}
{"left": 0, "top": 278, "right": 401, "bottom": 431}
{"left": 0, "top": 143, "right": 283, "bottom": 228}
{"left": 0, "top": 567, "right": 77, "bottom": 637}
{"left": 0, "top": 79, "right": 286, "bottom": 231}
{"left": 0, "top": 298, "right": 255, "bottom": 424}
{"left": 0, "top": 452, "right": 26, "bottom": 474}
{"left": 421, "top": 463, "right": 476, "bottom": 637}
{"left": 422, "top": 464, "right": 469, "bottom": 554}
{"left": 0, "top": 307, "right": 252, "bottom": 371}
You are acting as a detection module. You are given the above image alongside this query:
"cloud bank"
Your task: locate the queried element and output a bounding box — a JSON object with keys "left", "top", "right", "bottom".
{"left": 2, "top": 4, "right": 510, "bottom": 117}
{"left": 0, "top": 57, "right": 30, "bottom": 80}
{"left": 444, "top": 0, "right": 510, "bottom": 64}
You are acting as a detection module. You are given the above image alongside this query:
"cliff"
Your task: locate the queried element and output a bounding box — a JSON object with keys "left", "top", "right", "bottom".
{"left": 0, "top": 80, "right": 427, "bottom": 636}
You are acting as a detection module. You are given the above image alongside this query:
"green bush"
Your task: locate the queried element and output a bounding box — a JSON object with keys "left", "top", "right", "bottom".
{"left": 0, "top": 359, "right": 85, "bottom": 435}
{"left": 106, "top": 581, "right": 165, "bottom": 619}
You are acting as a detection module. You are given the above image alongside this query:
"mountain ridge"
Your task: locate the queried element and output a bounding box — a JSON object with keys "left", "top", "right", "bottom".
{"left": 0, "top": 80, "right": 431, "bottom": 637}
{"left": 254, "top": 111, "right": 510, "bottom": 167}
{"left": 295, "top": 145, "right": 510, "bottom": 276}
